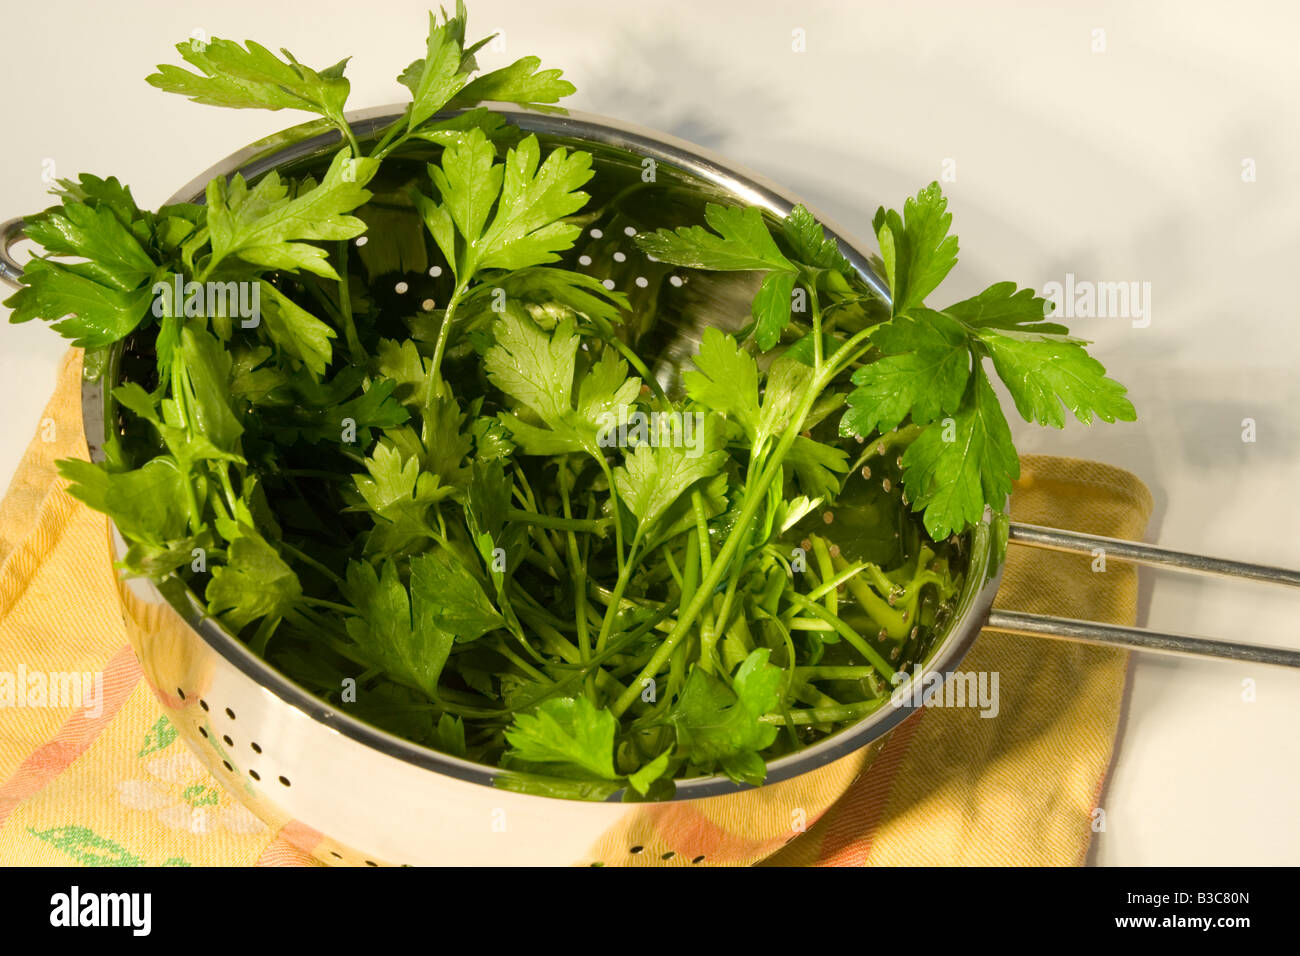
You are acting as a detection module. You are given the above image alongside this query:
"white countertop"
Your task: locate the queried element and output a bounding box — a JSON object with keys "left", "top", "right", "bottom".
{"left": 1, "top": 0, "right": 1296, "bottom": 864}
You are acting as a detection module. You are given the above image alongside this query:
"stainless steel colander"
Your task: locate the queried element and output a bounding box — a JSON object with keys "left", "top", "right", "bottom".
{"left": 3, "top": 105, "right": 1298, "bottom": 866}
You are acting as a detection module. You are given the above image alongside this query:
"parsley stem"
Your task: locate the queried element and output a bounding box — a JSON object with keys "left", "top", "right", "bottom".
{"left": 367, "top": 117, "right": 407, "bottom": 161}
{"left": 335, "top": 241, "right": 366, "bottom": 362}
{"left": 805, "top": 559, "right": 870, "bottom": 602}
{"left": 661, "top": 546, "right": 684, "bottom": 591}
{"left": 598, "top": 457, "right": 627, "bottom": 575}
{"left": 559, "top": 467, "right": 597, "bottom": 698}
{"left": 828, "top": 549, "right": 907, "bottom": 640}
{"left": 509, "top": 588, "right": 574, "bottom": 631}
{"left": 793, "top": 665, "right": 884, "bottom": 681}
{"left": 787, "top": 618, "right": 836, "bottom": 632}
{"left": 791, "top": 683, "right": 844, "bottom": 711}
{"left": 808, "top": 279, "right": 824, "bottom": 373}
{"left": 691, "top": 489, "right": 712, "bottom": 577}
{"left": 494, "top": 641, "right": 553, "bottom": 684}
{"left": 214, "top": 463, "right": 240, "bottom": 522}
{"left": 758, "top": 700, "right": 885, "bottom": 726}
{"left": 558, "top": 472, "right": 589, "bottom": 644}
{"left": 528, "top": 524, "right": 567, "bottom": 576}
{"left": 512, "top": 468, "right": 540, "bottom": 511}
{"left": 168, "top": 359, "right": 205, "bottom": 535}
{"left": 594, "top": 533, "right": 642, "bottom": 655}
{"left": 810, "top": 535, "right": 838, "bottom": 617}
{"left": 302, "top": 596, "right": 360, "bottom": 615}
{"left": 504, "top": 507, "right": 608, "bottom": 534}
{"left": 611, "top": 365, "right": 832, "bottom": 717}
{"left": 680, "top": 532, "right": 699, "bottom": 614}
{"left": 784, "top": 593, "right": 895, "bottom": 678}
{"left": 279, "top": 540, "right": 344, "bottom": 585}
{"left": 338, "top": 120, "right": 362, "bottom": 159}
{"left": 705, "top": 543, "right": 750, "bottom": 673}
{"left": 249, "top": 616, "right": 281, "bottom": 657}
{"left": 423, "top": 279, "right": 469, "bottom": 436}
{"left": 823, "top": 325, "right": 879, "bottom": 381}
{"left": 520, "top": 548, "right": 564, "bottom": 581}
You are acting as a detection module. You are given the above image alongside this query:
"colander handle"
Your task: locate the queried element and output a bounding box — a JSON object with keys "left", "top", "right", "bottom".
{"left": 0, "top": 216, "right": 28, "bottom": 289}
{"left": 989, "top": 522, "right": 1300, "bottom": 667}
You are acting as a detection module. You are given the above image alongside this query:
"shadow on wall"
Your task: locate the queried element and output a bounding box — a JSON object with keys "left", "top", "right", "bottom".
{"left": 573, "top": 30, "right": 781, "bottom": 152}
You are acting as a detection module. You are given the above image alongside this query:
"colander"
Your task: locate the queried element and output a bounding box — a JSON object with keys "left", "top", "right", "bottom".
{"left": 3, "top": 104, "right": 1299, "bottom": 867}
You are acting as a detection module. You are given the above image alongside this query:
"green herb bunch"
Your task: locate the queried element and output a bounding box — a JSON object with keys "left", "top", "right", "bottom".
{"left": 3, "top": 4, "right": 1135, "bottom": 800}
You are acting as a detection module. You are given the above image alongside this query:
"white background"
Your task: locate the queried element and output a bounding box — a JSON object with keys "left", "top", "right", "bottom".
{"left": 1, "top": 0, "right": 1297, "bottom": 864}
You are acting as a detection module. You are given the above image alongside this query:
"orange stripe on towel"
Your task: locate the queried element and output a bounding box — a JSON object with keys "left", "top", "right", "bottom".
{"left": 255, "top": 837, "right": 316, "bottom": 867}
{"left": 816, "top": 710, "right": 926, "bottom": 867}
{"left": 255, "top": 819, "right": 322, "bottom": 866}
{"left": 645, "top": 800, "right": 791, "bottom": 864}
{"left": 0, "top": 645, "right": 141, "bottom": 830}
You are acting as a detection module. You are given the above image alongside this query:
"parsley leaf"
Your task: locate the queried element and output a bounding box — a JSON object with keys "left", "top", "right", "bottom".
{"left": 417, "top": 128, "right": 592, "bottom": 279}
{"left": 485, "top": 311, "right": 638, "bottom": 456}
{"left": 978, "top": 328, "right": 1137, "bottom": 427}
{"left": 451, "top": 56, "right": 576, "bottom": 110}
{"left": 57, "top": 458, "right": 190, "bottom": 545}
{"left": 147, "top": 38, "right": 352, "bottom": 128}
{"left": 683, "top": 327, "right": 760, "bottom": 435}
{"left": 376, "top": 338, "right": 434, "bottom": 410}
{"left": 414, "top": 546, "right": 505, "bottom": 641}
{"left": 257, "top": 282, "right": 336, "bottom": 377}
{"left": 22, "top": 200, "right": 156, "bottom": 291}
{"left": 685, "top": 331, "right": 819, "bottom": 458}
{"left": 637, "top": 203, "right": 795, "bottom": 273}
{"left": 473, "top": 266, "right": 630, "bottom": 327}
{"left": 353, "top": 441, "right": 454, "bottom": 553}
{"left": 900, "top": 372, "right": 1019, "bottom": 539}
{"left": 873, "top": 182, "right": 958, "bottom": 316}
{"left": 944, "top": 280, "right": 1068, "bottom": 335}
{"left": 781, "top": 204, "right": 852, "bottom": 275}
{"left": 177, "top": 325, "right": 244, "bottom": 453}
{"left": 342, "top": 557, "right": 454, "bottom": 698}
{"left": 504, "top": 696, "right": 620, "bottom": 780}
{"left": 614, "top": 437, "right": 728, "bottom": 534}
{"left": 4, "top": 259, "right": 153, "bottom": 347}
{"left": 257, "top": 370, "right": 408, "bottom": 446}
{"left": 755, "top": 358, "right": 816, "bottom": 449}
{"left": 637, "top": 204, "right": 819, "bottom": 350}
{"left": 752, "top": 271, "right": 798, "bottom": 350}
{"left": 395, "top": 3, "right": 572, "bottom": 134}
{"left": 787, "top": 436, "right": 850, "bottom": 501}
{"left": 665, "top": 649, "right": 781, "bottom": 785}
{"left": 51, "top": 173, "right": 147, "bottom": 235}
{"left": 840, "top": 309, "right": 971, "bottom": 437}
{"left": 401, "top": 8, "right": 474, "bottom": 131}
{"left": 204, "top": 151, "right": 376, "bottom": 279}
{"left": 206, "top": 524, "right": 303, "bottom": 632}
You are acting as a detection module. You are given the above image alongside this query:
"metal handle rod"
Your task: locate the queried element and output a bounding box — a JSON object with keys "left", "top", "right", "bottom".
{"left": 0, "top": 216, "right": 27, "bottom": 289}
{"left": 995, "top": 522, "right": 1300, "bottom": 667}
{"left": 1008, "top": 521, "right": 1300, "bottom": 588}
{"left": 985, "top": 609, "right": 1300, "bottom": 668}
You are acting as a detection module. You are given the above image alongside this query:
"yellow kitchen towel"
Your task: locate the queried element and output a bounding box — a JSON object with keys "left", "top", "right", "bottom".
{"left": 0, "top": 350, "right": 1151, "bottom": 866}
